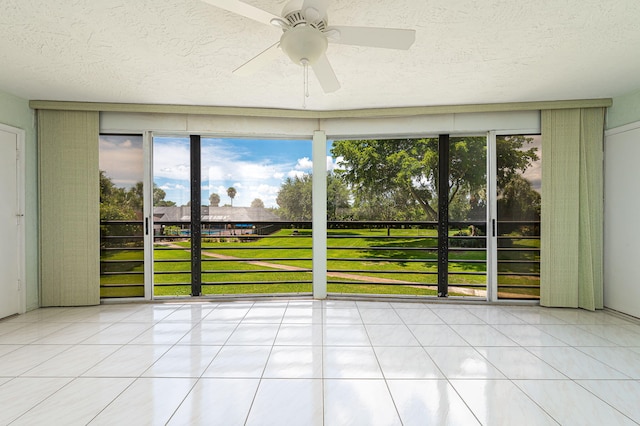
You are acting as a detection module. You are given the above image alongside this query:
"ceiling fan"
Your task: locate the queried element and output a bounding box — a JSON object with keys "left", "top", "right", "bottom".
{"left": 201, "top": 0, "right": 416, "bottom": 93}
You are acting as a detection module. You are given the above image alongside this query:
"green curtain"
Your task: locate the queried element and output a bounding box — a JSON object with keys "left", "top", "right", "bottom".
{"left": 38, "top": 110, "right": 100, "bottom": 306}
{"left": 540, "top": 108, "right": 604, "bottom": 310}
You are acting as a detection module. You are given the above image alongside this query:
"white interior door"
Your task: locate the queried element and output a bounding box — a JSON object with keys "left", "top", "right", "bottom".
{"left": 0, "top": 124, "right": 24, "bottom": 318}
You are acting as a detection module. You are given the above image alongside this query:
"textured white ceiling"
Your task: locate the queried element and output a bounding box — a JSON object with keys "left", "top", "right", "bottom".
{"left": 1, "top": 0, "right": 639, "bottom": 111}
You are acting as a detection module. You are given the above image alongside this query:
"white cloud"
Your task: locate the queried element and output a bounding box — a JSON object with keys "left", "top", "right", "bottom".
{"left": 159, "top": 183, "right": 187, "bottom": 191}
{"left": 326, "top": 155, "right": 344, "bottom": 172}
{"left": 256, "top": 184, "right": 280, "bottom": 195}
{"left": 231, "top": 183, "right": 282, "bottom": 208}
{"left": 273, "top": 172, "right": 285, "bottom": 179}
{"left": 153, "top": 140, "right": 191, "bottom": 180}
{"left": 295, "top": 157, "right": 313, "bottom": 170}
{"left": 99, "top": 136, "right": 143, "bottom": 188}
{"left": 288, "top": 170, "right": 307, "bottom": 179}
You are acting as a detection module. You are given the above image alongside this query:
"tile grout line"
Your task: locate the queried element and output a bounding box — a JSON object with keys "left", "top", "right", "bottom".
{"left": 357, "top": 301, "right": 405, "bottom": 424}
{"left": 72, "top": 304, "right": 189, "bottom": 425}
{"left": 242, "top": 301, "right": 285, "bottom": 426}
{"left": 140, "top": 302, "right": 251, "bottom": 424}
{"left": 400, "top": 304, "right": 485, "bottom": 425}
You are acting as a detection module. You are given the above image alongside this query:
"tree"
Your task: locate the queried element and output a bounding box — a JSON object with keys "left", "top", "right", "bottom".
{"left": 276, "top": 175, "right": 312, "bottom": 220}
{"left": 332, "top": 136, "right": 537, "bottom": 221}
{"left": 498, "top": 175, "right": 541, "bottom": 221}
{"left": 227, "top": 187, "right": 237, "bottom": 207}
{"left": 100, "top": 171, "right": 137, "bottom": 221}
{"left": 251, "top": 198, "right": 265, "bottom": 208}
{"left": 351, "top": 188, "right": 422, "bottom": 221}
{"left": 327, "top": 173, "right": 351, "bottom": 220}
{"left": 275, "top": 173, "right": 351, "bottom": 220}
{"left": 209, "top": 193, "right": 221, "bottom": 207}
{"left": 101, "top": 173, "right": 176, "bottom": 219}
{"left": 100, "top": 171, "right": 138, "bottom": 239}
{"left": 153, "top": 185, "right": 176, "bottom": 207}
{"left": 495, "top": 136, "right": 539, "bottom": 189}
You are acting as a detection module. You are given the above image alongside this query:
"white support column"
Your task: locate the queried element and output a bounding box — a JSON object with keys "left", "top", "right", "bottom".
{"left": 312, "top": 130, "right": 327, "bottom": 299}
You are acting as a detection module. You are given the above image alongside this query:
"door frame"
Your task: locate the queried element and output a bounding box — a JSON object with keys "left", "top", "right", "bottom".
{"left": 143, "top": 131, "right": 154, "bottom": 300}
{"left": 139, "top": 129, "right": 541, "bottom": 301}
{"left": 0, "top": 123, "right": 26, "bottom": 315}
{"left": 487, "top": 129, "right": 541, "bottom": 302}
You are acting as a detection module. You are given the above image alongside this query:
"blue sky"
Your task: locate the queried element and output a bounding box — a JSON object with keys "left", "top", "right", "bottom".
{"left": 100, "top": 135, "right": 340, "bottom": 208}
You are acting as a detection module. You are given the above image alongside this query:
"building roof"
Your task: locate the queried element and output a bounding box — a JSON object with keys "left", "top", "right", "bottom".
{"left": 153, "top": 206, "right": 282, "bottom": 223}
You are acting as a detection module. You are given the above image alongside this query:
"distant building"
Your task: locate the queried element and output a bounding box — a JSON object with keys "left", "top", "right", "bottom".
{"left": 153, "top": 206, "right": 284, "bottom": 236}
{"left": 153, "top": 206, "right": 282, "bottom": 223}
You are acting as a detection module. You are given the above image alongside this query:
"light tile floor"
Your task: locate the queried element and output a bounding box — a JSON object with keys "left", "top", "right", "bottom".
{"left": 1, "top": 300, "right": 640, "bottom": 425}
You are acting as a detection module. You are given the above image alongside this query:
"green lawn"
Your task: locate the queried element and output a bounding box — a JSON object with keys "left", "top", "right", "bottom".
{"left": 100, "top": 228, "right": 539, "bottom": 299}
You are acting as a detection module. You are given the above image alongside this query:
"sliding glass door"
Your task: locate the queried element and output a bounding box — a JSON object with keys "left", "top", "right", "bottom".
{"left": 99, "top": 134, "right": 145, "bottom": 298}
{"left": 491, "top": 133, "right": 542, "bottom": 299}
{"left": 326, "top": 135, "right": 488, "bottom": 298}
{"left": 152, "top": 136, "right": 192, "bottom": 296}
{"left": 198, "top": 137, "right": 313, "bottom": 296}
{"left": 150, "top": 135, "right": 314, "bottom": 297}
{"left": 447, "top": 136, "right": 488, "bottom": 298}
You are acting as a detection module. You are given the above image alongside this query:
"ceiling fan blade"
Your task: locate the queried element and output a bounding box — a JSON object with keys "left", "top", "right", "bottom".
{"left": 311, "top": 53, "right": 340, "bottom": 93}
{"left": 301, "top": 0, "right": 329, "bottom": 21}
{"left": 327, "top": 26, "right": 416, "bottom": 50}
{"left": 200, "top": 0, "right": 280, "bottom": 26}
{"left": 233, "top": 42, "right": 281, "bottom": 75}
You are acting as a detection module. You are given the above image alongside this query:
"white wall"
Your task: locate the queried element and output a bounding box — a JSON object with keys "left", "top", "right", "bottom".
{"left": 604, "top": 121, "right": 640, "bottom": 318}
{"left": 0, "top": 89, "right": 38, "bottom": 310}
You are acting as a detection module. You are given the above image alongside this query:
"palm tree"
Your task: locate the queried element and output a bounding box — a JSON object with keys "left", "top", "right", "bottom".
{"left": 227, "top": 187, "right": 237, "bottom": 207}
{"left": 209, "top": 193, "right": 220, "bottom": 207}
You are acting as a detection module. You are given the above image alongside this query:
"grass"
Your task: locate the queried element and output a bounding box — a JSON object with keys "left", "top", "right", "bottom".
{"left": 100, "top": 228, "right": 539, "bottom": 299}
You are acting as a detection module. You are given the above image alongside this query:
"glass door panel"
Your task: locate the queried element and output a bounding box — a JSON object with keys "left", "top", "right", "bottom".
{"left": 152, "top": 136, "right": 192, "bottom": 296}
{"left": 151, "top": 136, "right": 314, "bottom": 297}
{"left": 99, "top": 134, "right": 145, "bottom": 298}
{"left": 495, "top": 134, "right": 541, "bottom": 299}
{"left": 199, "top": 138, "right": 313, "bottom": 296}
{"left": 327, "top": 138, "right": 441, "bottom": 296}
{"left": 448, "top": 136, "right": 487, "bottom": 298}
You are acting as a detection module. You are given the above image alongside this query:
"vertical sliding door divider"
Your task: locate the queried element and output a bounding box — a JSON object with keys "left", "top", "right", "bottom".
{"left": 190, "top": 135, "right": 202, "bottom": 296}
{"left": 438, "top": 134, "right": 449, "bottom": 297}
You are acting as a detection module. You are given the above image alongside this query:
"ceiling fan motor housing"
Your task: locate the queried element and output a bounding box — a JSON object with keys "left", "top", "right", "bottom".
{"left": 280, "top": 25, "right": 328, "bottom": 65}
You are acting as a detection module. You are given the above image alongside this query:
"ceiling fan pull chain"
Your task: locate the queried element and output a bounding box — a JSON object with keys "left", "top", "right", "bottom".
{"left": 302, "top": 59, "right": 310, "bottom": 108}
{"left": 304, "top": 59, "right": 310, "bottom": 97}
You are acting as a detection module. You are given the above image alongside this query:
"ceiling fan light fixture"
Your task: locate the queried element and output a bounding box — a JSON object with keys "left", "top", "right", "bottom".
{"left": 303, "top": 6, "right": 320, "bottom": 21}
{"left": 280, "top": 25, "right": 327, "bottom": 65}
